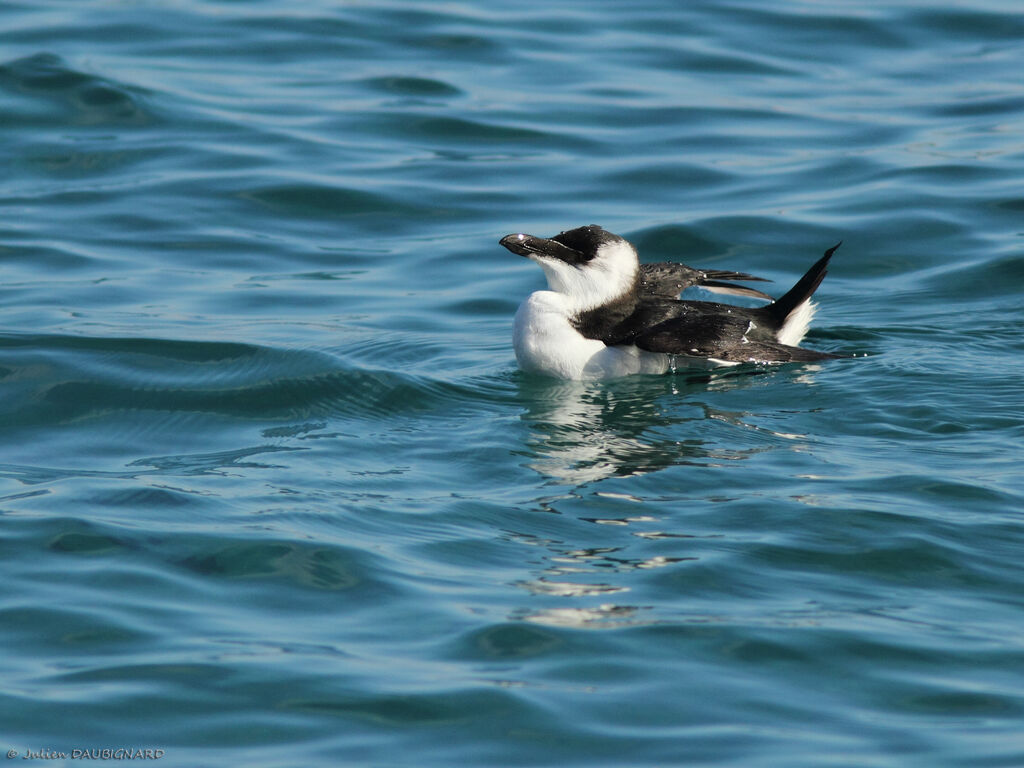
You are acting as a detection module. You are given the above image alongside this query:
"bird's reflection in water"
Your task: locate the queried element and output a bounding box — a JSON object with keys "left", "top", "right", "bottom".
{"left": 506, "top": 531, "right": 698, "bottom": 628}
{"left": 507, "top": 365, "right": 822, "bottom": 628}
{"left": 516, "top": 365, "right": 818, "bottom": 485}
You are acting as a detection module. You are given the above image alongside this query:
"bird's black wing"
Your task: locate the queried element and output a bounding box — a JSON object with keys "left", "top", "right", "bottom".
{"left": 591, "top": 296, "right": 843, "bottom": 363}
{"left": 698, "top": 280, "right": 775, "bottom": 301}
{"left": 624, "top": 243, "right": 845, "bottom": 363}
{"left": 707, "top": 340, "right": 843, "bottom": 363}
{"left": 599, "top": 300, "right": 751, "bottom": 356}
{"left": 638, "top": 263, "right": 702, "bottom": 298}
{"left": 640, "top": 263, "right": 773, "bottom": 301}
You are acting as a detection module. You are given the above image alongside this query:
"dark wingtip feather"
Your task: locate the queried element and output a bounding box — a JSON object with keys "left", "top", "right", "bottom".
{"left": 698, "top": 280, "right": 775, "bottom": 301}
{"left": 699, "top": 269, "right": 773, "bottom": 284}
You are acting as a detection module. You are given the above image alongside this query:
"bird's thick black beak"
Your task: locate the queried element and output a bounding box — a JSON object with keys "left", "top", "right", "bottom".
{"left": 499, "top": 233, "right": 585, "bottom": 265}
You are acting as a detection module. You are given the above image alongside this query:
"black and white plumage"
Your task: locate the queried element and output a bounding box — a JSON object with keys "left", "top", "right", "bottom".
{"left": 500, "top": 224, "right": 841, "bottom": 380}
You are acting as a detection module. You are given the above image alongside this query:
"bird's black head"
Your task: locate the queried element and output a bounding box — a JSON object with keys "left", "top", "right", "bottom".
{"left": 499, "top": 225, "right": 623, "bottom": 265}
{"left": 499, "top": 225, "right": 639, "bottom": 310}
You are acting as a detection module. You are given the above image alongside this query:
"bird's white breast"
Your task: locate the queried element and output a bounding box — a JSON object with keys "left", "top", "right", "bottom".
{"left": 513, "top": 291, "right": 670, "bottom": 380}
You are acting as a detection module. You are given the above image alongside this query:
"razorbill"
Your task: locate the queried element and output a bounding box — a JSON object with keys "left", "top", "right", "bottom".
{"left": 500, "top": 224, "right": 841, "bottom": 380}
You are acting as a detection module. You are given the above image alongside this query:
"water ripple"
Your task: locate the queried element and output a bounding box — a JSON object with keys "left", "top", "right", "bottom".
{"left": 0, "top": 53, "right": 153, "bottom": 127}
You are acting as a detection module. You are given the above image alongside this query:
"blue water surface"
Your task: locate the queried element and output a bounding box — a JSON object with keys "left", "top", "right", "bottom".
{"left": 2, "top": 1, "right": 1024, "bottom": 766}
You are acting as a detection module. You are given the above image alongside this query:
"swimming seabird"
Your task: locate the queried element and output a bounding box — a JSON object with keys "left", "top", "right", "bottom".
{"left": 500, "top": 224, "right": 841, "bottom": 380}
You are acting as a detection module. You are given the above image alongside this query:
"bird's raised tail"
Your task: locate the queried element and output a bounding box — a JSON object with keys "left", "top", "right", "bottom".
{"left": 765, "top": 242, "right": 841, "bottom": 346}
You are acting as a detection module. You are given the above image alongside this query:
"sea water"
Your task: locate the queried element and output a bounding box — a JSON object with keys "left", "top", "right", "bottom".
{"left": 2, "top": 2, "right": 1023, "bottom": 766}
